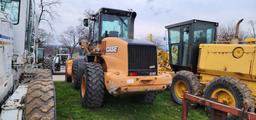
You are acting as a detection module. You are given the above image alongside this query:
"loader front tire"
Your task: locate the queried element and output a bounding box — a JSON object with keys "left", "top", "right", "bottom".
{"left": 169, "top": 70, "right": 201, "bottom": 104}
{"left": 80, "top": 63, "right": 104, "bottom": 108}
{"left": 25, "top": 79, "right": 56, "bottom": 120}
{"left": 72, "top": 58, "right": 86, "bottom": 89}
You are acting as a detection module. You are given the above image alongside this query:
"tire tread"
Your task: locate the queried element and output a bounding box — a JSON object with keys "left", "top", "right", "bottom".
{"left": 81, "top": 63, "right": 104, "bottom": 108}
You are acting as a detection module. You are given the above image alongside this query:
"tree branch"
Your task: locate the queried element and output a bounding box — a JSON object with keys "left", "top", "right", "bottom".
{"left": 38, "top": 0, "right": 60, "bottom": 31}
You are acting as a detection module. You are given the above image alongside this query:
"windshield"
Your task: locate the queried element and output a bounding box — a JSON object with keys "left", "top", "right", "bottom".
{"left": 101, "top": 14, "right": 129, "bottom": 39}
{"left": 0, "top": 0, "right": 20, "bottom": 24}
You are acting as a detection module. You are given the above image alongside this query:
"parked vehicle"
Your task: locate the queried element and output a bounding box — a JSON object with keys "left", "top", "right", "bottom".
{"left": 65, "top": 8, "right": 172, "bottom": 107}
{"left": 167, "top": 19, "right": 256, "bottom": 114}
{"left": 0, "top": 0, "right": 55, "bottom": 119}
{"left": 52, "top": 54, "right": 70, "bottom": 74}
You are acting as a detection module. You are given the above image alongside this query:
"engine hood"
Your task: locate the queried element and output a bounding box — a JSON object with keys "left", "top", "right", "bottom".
{"left": 124, "top": 39, "right": 156, "bottom": 46}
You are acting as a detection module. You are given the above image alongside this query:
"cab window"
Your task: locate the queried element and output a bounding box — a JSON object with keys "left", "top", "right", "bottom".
{"left": 168, "top": 27, "right": 181, "bottom": 44}
{"left": 206, "top": 28, "right": 214, "bottom": 43}
{"left": 193, "top": 28, "right": 215, "bottom": 43}
{"left": 0, "top": 0, "right": 20, "bottom": 24}
{"left": 93, "top": 19, "right": 99, "bottom": 41}
{"left": 101, "top": 14, "right": 129, "bottom": 39}
{"left": 194, "top": 30, "right": 205, "bottom": 43}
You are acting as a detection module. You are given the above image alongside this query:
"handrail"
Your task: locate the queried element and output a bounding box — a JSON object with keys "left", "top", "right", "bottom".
{"left": 182, "top": 92, "right": 256, "bottom": 120}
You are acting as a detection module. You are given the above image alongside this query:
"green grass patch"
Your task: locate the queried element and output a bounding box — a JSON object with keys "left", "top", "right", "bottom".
{"left": 55, "top": 81, "right": 208, "bottom": 120}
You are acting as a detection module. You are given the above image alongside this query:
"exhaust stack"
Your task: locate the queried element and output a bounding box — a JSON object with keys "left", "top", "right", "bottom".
{"left": 231, "top": 19, "right": 243, "bottom": 44}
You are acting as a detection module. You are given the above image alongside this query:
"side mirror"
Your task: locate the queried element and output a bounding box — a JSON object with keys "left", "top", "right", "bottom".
{"left": 83, "top": 18, "right": 89, "bottom": 27}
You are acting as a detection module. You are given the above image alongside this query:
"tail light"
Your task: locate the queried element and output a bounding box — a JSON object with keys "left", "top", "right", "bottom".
{"left": 129, "top": 72, "right": 138, "bottom": 76}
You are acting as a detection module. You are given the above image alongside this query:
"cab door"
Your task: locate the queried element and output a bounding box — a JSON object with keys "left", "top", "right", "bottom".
{"left": 169, "top": 26, "right": 190, "bottom": 70}
{"left": 169, "top": 27, "right": 182, "bottom": 66}
{"left": 181, "top": 26, "right": 190, "bottom": 66}
{"left": 190, "top": 24, "right": 216, "bottom": 72}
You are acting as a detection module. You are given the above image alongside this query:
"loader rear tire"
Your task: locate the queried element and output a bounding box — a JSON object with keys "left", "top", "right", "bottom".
{"left": 204, "top": 76, "right": 255, "bottom": 112}
{"left": 25, "top": 79, "right": 56, "bottom": 120}
{"left": 169, "top": 70, "right": 201, "bottom": 104}
{"left": 80, "top": 63, "right": 104, "bottom": 108}
{"left": 72, "top": 58, "right": 86, "bottom": 89}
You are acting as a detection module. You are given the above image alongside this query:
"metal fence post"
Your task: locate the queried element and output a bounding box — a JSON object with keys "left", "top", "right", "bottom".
{"left": 182, "top": 92, "right": 188, "bottom": 120}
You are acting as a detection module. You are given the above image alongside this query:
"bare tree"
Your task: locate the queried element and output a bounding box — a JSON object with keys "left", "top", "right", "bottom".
{"left": 38, "top": 0, "right": 61, "bottom": 30}
{"left": 83, "top": 9, "right": 95, "bottom": 18}
{"left": 37, "top": 28, "right": 53, "bottom": 47}
{"left": 217, "top": 23, "right": 247, "bottom": 41}
{"left": 58, "top": 9, "right": 93, "bottom": 57}
{"left": 59, "top": 25, "right": 88, "bottom": 58}
{"left": 76, "top": 25, "right": 88, "bottom": 39}
{"left": 59, "top": 27, "right": 77, "bottom": 58}
{"left": 248, "top": 20, "right": 256, "bottom": 38}
{"left": 217, "top": 24, "right": 235, "bottom": 41}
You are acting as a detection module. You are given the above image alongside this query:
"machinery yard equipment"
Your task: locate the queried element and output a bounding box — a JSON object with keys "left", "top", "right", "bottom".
{"left": 167, "top": 19, "right": 256, "bottom": 113}
{"left": 0, "top": 0, "right": 55, "bottom": 119}
{"left": 52, "top": 54, "right": 70, "bottom": 74}
{"left": 65, "top": 8, "right": 172, "bottom": 107}
{"left": 42, "top": 47, "right": 70, "bottom": 71}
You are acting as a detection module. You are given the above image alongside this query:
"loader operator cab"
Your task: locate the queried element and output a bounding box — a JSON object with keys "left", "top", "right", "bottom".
{"left": 166, "top": 19, "right": 218, "bottom": 73}
{"left": 84, "top": 8, "right": 137, "bottom": 43}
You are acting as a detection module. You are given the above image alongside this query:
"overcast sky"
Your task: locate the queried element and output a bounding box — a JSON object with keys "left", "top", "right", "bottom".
{"left": 40, "top": 0, "right": 256, "bottom": 40}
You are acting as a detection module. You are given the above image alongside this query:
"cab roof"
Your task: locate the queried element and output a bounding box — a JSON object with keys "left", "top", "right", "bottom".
{"left": 165, "top": 19, "right": 219, "bottom": 29}
{"left": 95, "top": 8, "right": 137, "bottom": 18}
